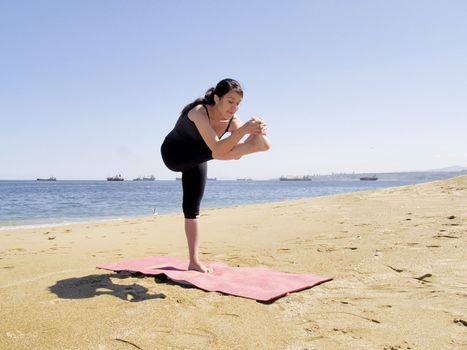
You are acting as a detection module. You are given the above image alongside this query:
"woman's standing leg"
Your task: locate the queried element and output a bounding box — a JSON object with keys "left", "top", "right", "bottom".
{"left": 181, "top": 162, "right": 211, "bottom": 272}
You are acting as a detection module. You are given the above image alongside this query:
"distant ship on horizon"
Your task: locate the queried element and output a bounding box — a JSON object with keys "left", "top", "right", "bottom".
{"left": 360, "top": 175, "right": 378, "bottom": 181}
{"left": 36, "top": 176, "right": 56, "bottom": 181}
{"left": 107, "top": 174, "right": 124, "bottom": 181}
{"left": 279, "top": 175, "right": 312, "bottom": 181}
{"left": 133, "top": 175, "right": 156, "bottom": 181}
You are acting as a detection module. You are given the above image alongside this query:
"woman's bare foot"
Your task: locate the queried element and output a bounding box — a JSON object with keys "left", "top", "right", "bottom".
{"left": 188, "top": 260, "right": 212, "bottom": 273}
{"left": 250, "top": 134, "right": 271, "bottom": 151}
{"left": 216, "top": 134, "right": 271, "bottom": 160}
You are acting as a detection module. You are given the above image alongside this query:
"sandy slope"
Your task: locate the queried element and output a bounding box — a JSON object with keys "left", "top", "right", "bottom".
{"left": 1, "top": 176, "right": 466, "bottom": 349}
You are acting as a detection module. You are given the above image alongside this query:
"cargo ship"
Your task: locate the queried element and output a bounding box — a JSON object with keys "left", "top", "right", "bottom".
{"left": 133, "top": 175, "right": 155, "bottom": 181}
{"left": 36, "top": 176, "right": 56, "bottom": 181}
{"left": 107, "top": 174, "right": 124, "bottom": 181}
{"left": 360, "top": 175, "right": 378, "bottom": 181}
{"left": 279, "top": 175, "right": 312, "bottom": 181}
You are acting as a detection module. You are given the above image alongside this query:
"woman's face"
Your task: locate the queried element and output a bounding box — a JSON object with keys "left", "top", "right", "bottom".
{"left": 216, "top": 91, "right": 242, "bottom": 118}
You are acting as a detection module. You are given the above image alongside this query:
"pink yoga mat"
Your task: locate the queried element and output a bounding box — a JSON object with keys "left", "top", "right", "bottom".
{"left": 97, "top": 256, "right": 332, "bottom": 301}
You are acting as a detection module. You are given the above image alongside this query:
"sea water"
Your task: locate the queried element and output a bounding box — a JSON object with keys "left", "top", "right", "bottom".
{"left": 0, "top": 179, "right": 434, "bottom": 229}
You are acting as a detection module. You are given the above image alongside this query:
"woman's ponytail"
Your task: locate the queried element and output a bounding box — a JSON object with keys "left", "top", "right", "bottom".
{"left": 180, "top": 79, "right": 243, "bottom": 116}
{"left": 180, "top": 87, "right": 215, "bottom": 116}
{"left": 203, "top": 87, "right": 215, "bottom": 105}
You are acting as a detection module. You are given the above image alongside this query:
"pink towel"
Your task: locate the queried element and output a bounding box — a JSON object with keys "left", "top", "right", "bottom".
{"left": 97, "top": 256, "right": 332, "bottom": 301}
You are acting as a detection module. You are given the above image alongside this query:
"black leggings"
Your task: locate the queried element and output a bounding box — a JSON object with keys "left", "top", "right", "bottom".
{"left": 161, "top": 141, "right": 211, "bottom": 219}
{"left": 181, "top": 162, "right": 207, "bottom": 219}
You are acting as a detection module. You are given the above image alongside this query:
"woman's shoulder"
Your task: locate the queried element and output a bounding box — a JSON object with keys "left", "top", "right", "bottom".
{"left": 187, "top": 104, "right": 208, "bottom": 122}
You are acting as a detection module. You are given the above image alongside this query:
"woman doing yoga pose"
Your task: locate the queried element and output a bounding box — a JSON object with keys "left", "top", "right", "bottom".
{"left": 161, "top": 78, "right": 270, "bottom": 272}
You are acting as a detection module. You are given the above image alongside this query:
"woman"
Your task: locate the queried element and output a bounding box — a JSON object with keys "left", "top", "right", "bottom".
{"left": 161, "top": 78, "right": 271, "bottom": 273}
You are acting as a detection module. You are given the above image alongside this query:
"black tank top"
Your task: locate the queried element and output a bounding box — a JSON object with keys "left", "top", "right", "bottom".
{"left": 164, "top": 105, "right": 233, "bottom": 146}
{"left": 203, "top": 105, "right": 233, "bottom": 137}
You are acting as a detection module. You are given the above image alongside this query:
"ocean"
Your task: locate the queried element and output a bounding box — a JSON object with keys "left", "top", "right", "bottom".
{"left": 0, "top": 179, "right": 442, "bottom": 230}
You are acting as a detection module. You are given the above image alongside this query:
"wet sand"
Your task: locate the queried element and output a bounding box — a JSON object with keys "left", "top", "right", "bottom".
{"left": 1, "top": 176, "right": 466, "bottom": 349}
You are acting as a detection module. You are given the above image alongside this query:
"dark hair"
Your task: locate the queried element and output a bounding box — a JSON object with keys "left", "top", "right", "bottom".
{"left": 181, "top": 78, "right": 243, "bottom": 116}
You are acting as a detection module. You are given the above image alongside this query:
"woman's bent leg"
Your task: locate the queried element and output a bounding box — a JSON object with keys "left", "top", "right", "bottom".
{"left": 214, "top": 134, "right": 271, "bottom": 160}
{"left": 181, "top": 162, "right": 211, "bottom": 272}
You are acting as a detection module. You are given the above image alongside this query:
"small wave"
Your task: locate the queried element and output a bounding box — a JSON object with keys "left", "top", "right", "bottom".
{"left": 0, "top": 217, "right": 126, "bottom": 231}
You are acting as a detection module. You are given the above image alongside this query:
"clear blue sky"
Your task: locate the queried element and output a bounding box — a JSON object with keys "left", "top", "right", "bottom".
{"left": 1, "top": 0, "right": 466, "bottom": 180}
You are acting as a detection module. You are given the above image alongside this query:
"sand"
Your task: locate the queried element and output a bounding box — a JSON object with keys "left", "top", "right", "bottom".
{"left": 1, "top": 176, "right": 466, "bottom": 349}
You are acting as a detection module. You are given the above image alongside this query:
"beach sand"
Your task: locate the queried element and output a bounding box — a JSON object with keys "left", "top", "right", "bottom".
{"left": 1, "top": 176, "right": 466, "bottom": 349}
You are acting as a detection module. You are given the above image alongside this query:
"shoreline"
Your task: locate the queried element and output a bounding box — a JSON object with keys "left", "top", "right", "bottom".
{"left": 1, "top": 175, "right": 466, "bottom": 349}
{"left": 0, "top": 179, "right": 428, "bottom": 231}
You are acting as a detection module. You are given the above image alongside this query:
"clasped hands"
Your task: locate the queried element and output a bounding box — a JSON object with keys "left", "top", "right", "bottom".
{"left": 243, "top": 116, "right": 268, "bottom": 136}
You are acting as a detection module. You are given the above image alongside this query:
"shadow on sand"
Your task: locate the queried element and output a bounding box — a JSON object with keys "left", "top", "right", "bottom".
{"left": 49, "top": 271, "right": 166, "bottom": 302}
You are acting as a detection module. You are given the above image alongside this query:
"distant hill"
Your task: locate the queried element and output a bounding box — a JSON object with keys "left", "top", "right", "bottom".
{"left": 426, "top": 166, "right": 467, "bottom": 172}
{"left": 305, "top": 169, "right": 467, "bottom": 182}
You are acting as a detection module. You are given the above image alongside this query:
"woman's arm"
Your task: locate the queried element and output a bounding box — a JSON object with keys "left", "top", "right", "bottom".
{"left": 189, "top": 108, "right": 264, "bottom": 158}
